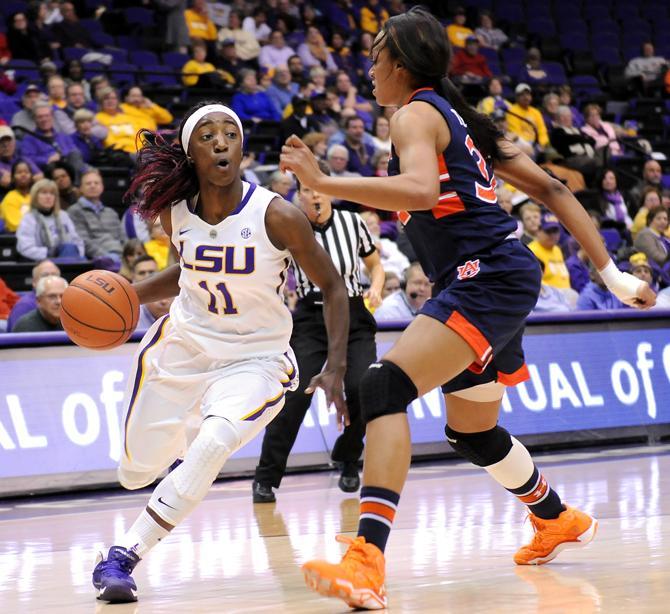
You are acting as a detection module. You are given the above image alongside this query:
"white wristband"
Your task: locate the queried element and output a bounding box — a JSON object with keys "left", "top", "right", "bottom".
{"left": 598, "top": 258, "right": 643, "bottom": 303}
{"left": 598, "top": 259, "right": 622, "bottom": 288}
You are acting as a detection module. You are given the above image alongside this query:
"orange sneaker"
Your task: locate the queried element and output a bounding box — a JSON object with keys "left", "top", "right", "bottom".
{"left": 514, "top": 505, "right": 598, "bottom": 565}
{"left": 302, "top": 535, "right": 387, "bottom": 610}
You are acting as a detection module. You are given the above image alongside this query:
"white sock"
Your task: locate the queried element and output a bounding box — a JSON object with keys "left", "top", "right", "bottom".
{"left": 117, "top": 509, "right": 170, "bottom": 558}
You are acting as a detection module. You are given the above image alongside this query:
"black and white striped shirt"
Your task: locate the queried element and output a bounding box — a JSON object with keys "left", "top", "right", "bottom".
{"left": 294, "top": 209, "right": 376, "bottom": 299}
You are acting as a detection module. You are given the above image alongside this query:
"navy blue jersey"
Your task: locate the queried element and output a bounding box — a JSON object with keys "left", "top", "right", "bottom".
{"left": 388, "top": 88, "right": 517, "bottom": 284}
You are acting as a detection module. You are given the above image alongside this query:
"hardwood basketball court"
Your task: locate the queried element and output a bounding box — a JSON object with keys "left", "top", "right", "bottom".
{"left": 1, "top": 446, "right": 668, "bottom": 613}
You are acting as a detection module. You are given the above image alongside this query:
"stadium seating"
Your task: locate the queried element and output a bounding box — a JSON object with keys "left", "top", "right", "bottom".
{"left": 0, "top": 0, "right": 668, "bottom": 299}
{"left": 0, "top": 234, "right": 18, "bottom": 262}
{"left": 0, "top": 261, "right": 95, "bottom": 292}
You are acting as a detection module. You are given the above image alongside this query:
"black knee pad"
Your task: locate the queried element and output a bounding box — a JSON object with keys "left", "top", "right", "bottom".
{"left": 359, "top": 360, "right": 418, "bottom": 424}
{"left": 444, "top": 424, "right": 512, "bottom": 467}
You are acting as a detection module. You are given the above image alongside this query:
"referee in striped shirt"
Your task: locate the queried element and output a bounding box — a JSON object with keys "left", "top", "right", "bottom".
{"left": 253, "top": 161, "right": 385, "bottom": 502}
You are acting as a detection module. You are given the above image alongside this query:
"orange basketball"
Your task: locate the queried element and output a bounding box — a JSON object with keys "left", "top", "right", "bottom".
{"left": 61, "top": 270, "right": 140, "bottom": 350}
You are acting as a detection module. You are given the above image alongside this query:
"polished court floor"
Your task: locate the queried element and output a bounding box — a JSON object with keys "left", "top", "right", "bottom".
{"left": 1, "top": 446, "right": 669, "bottom": 613}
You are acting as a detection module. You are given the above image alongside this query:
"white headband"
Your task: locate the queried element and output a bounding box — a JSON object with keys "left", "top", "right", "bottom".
{"left": 180, "top": 104, "right": 244, "bottom": 154}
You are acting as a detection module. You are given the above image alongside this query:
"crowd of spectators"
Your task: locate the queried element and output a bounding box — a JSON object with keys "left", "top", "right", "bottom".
{"left": 1, "top": 1, "right": 670, "bottom": 333}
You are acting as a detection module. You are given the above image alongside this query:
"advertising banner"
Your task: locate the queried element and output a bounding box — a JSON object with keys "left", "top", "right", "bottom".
{"left": 2, "top": 326, "right": 670, "bottom": 487}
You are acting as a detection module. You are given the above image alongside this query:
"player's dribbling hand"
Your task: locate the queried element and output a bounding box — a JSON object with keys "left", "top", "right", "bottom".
{"left": 280, "top": 134, "right": 324, "bottom": 190}
{"left": 306, "top": 369, "right": 349, "bottom": 431}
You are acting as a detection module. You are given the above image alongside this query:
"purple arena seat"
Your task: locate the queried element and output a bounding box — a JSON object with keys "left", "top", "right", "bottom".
{"left": 123, "top": 7, "right": 155, "bottom": 28}
{"left": 62, "top": 47, "right": 89, "bottom": 62}
{"left": 130, "top": 50, "right": 159, "bottom": 66}
{"left": 140, "top": 65, "right": 178, "bottom": 87}
{"left": 162, "top": 52, "right": 189, "bottom": 70}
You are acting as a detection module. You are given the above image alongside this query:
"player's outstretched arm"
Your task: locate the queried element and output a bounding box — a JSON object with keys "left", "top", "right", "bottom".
{"left": 495, "top": 141, "right": 656, "bottom": 309}
{"left": 280, "top": 104, "right": 443, "bottom": 212}
{"left": 131, "top": 209, "right": 182, "bottom": 304}
{"left": 133, "top": 264, "right": 181, "bottom": 305}
{"left": 266, "top": 198, "right": 350, "bottom": 430}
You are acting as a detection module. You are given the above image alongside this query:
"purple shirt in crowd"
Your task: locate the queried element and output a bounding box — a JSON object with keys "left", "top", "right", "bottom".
{"left": 7, "top": 292, "right": 37, "bottom": 332}
{"left": 19, "top": 131, "right": 77, "bottom": 169}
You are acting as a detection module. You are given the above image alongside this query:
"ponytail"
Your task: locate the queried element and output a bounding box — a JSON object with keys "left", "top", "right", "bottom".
{"left": 126, "top": 130, "right": 198, "bottom": 221}
{"left": 436, "top": 77, "right": 508, "bottom": 163}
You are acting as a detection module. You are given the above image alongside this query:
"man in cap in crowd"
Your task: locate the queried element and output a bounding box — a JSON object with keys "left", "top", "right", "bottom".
{"left": 528, "top": 213, "right": 571, "bottom": 289}
{"left": 0, "top": 126, "right": 42, "bottom": 192}
{"left": 505, "top": 83, "right": 549, "bottom": 155}
{"left": 11, "top": 83, "right": 75, "bottom": 135}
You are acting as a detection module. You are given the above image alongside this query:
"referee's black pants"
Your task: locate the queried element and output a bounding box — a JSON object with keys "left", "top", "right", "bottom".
{"left": 255, "top": 296, "right": 377, "bottom": 489}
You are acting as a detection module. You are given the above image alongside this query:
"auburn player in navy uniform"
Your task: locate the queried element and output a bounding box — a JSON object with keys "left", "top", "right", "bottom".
{"left": 280, "top": 7, "right": 656, "bottom": 611}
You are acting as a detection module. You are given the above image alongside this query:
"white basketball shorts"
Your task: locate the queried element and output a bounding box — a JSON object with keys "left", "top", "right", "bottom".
{"left": 118, "top": 315, "right": 298, "bottom": 487}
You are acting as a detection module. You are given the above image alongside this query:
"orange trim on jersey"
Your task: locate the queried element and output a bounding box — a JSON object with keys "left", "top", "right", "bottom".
{"left": 438, "top": 156, "right": 452, "bottom": 182}
{"left": 498, "top": 364, "right": 530, "bottom": 386}
{"left": 405, "top": 86, "right": 434, "bottom": 105}
{"left": 433, "top": 194, "right": 465, "bottom": 218}
{"left": 475, "top": 182, "right": 498, "bottom": 203}
{"left": 445, "top": 311, "right": 492, "bottom": 364}
{"left": 518, "top": 475, "right": 549, "bottom": 504}
{"left": 360, "top": 501, "right": 397, "bottom": 522}
{"left": 433, "top": 154, "right": 463, "bottom": 216}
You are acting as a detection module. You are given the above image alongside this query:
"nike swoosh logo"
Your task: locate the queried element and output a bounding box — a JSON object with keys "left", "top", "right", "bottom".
{"left": 157, "top": 496, "right": 177, "bottom": 510}
{"left": 446, "top": 437, "right": 458, "bottom": 443}
{"left": 178, "top": 228, "right": 191, "bottom": 235}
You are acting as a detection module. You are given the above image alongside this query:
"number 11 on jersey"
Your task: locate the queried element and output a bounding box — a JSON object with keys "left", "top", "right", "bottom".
{"left": 198, "top": 280, "right": 238, "bottom": 315}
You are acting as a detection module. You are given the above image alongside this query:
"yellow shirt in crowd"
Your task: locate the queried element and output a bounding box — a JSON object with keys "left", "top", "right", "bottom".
{"left": 144, "top": 239, "right": 170, "bottom": 270}
{"left": 631, "top": 207, "right": 648, "bottom": 239}
{"left": 182, "top": 59, "right": 216, "bottom": 86}
{"left": 477, "top": 96, "right": 511, "bottom": 115}
{"left": 528, "top": 241, "right": 570, "bottom": 289}
{"left": 49, "top": 98, "right": 67, "bottom": 109}
{"left": 184, "top": 9, "right": 217, "bottom": 41}
{"left": 506, "top": 103, "right": 550, "bottom": 148}
{"left": 95, "top": 110, "right": 147, "bottom": 153}
{"left": 120, "top": 102, "right": 174, "bottom": 133}
{"left": 447, "top": 24, "right": 474, "bottom": 48}
{"left": 360, "top": 6, "right": 389, "bottom": 34}
{"left": 0, "top": 190, "right": 30, "bottom": 233}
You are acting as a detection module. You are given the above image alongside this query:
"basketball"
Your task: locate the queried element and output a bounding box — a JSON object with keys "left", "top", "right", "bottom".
{"left": 61, "top": 270, "right": 140, "bottom": 350}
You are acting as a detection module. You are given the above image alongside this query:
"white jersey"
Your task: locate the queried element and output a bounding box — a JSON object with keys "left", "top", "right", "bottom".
{"left": 169, "top": 182, "right": 292, "bottom": 360}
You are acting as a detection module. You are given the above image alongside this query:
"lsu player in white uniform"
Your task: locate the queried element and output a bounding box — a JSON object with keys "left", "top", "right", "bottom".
{"left": 92, "top": 102, "right": 350, "bottom": 603}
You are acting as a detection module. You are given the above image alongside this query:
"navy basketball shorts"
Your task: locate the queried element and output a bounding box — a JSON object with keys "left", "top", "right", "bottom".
{"left": 420, "top": 239, "right": 542, "bottom": 393}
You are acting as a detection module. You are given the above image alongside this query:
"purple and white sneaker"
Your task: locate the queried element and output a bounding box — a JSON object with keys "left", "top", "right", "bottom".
{"left": 92, "top": 546, "right": 140, "bottom": 603}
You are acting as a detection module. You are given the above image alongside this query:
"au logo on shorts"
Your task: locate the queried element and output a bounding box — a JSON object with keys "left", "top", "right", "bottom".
{"left": 457, "top": 259, "right": 480, "bottom": 280}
